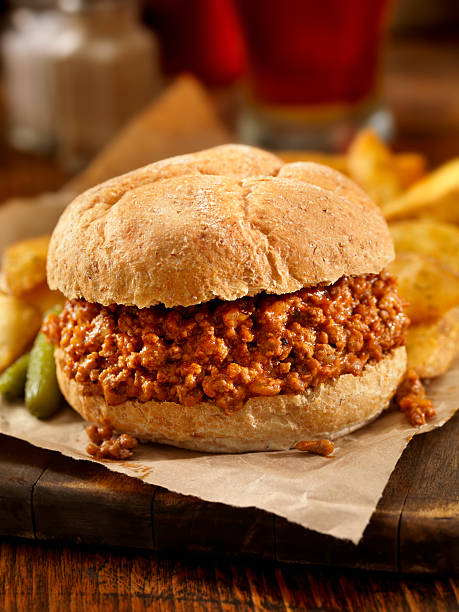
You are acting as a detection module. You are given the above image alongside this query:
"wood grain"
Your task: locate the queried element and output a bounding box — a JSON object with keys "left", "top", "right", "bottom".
{"left": 0, "top": 537, "right": 457, "bottom": 611}
{"left": 153, "top": 488, "right": 275, "bottom": 559}
{"left": 33, "top": 453, "right": 156, "bottom": 549}
{"left": 398, "top": 415, "right": 459, "bottom": 574}
{"left": 0, "top": 436, "right": 49, "bottom": 539}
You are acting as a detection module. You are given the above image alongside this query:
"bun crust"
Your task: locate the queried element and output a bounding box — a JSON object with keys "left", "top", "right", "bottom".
{"left": 48, "top": 145, "right": 394, "bottom": 308}
{"left": 56, "top": 347, "right": 406, "bottom": 453}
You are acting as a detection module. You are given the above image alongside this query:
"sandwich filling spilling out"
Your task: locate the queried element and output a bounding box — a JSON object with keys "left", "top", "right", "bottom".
{"left": 44, "top": 271, "right": 408, "bottom": 413}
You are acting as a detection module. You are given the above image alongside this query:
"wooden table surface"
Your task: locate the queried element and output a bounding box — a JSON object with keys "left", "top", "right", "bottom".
{"left": 1, "top": 537, "right": 458, "bottom": 612}
{"left": 1, "top": 33, "right": 458, "bottom": 612}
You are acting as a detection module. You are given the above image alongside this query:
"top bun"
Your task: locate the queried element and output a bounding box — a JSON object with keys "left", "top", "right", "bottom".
{"left": 47, "top": 144, "right": 394, "bottom": 308}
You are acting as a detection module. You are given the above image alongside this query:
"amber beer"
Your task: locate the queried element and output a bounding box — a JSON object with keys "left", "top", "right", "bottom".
{"left": 235, "top": 0, "right": 391, "bottom": 149}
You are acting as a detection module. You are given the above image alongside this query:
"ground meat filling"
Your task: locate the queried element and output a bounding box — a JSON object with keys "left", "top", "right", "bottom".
{"left": 396, "top": 369, "right": 436, "bottom": 426}
{"left": 44, "top": 272, "right": 408, "bottom": 413}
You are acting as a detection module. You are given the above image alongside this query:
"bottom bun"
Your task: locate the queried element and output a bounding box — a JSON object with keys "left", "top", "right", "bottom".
{"left": 56, "top": 347, "right": 406, "bottom": 453}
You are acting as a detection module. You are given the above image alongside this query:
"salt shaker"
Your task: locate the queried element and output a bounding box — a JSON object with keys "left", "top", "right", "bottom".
{"left": 1, "top": 1, "right": 63, "bottom": 152}
{"left": 52, "top": 0, "right": 160, "bottom": 169}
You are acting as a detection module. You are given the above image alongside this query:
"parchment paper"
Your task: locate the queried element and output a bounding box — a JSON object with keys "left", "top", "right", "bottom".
{"left": 0, "top": 197, "right": 458, "bottom": 544}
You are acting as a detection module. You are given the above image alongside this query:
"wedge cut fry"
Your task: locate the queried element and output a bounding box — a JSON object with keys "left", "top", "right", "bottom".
{"left": 23, "top": 285, "right": 66, "bottom": 315}
{"left": 0, "top": 294, "right": 41, "bottom": 372}
{"left": 0, "top": 235, "right": 50, "bottom": 296}
{"left": 393, "top": 153, "right": 427, "bottom": 190}
{"left": 407, "top": 307, "right": 459, "bottom": 378}
{"left": 347, "top": 129, "right": 402, "bottom": 205}
{"left": 390, "top": 219, "right": 459, "bottom": 276}
{"left": 383, "top": 158, "right": 459, "bottom": 222}
{"left": 388, "top": 253, "right": 459, "bottom": 324}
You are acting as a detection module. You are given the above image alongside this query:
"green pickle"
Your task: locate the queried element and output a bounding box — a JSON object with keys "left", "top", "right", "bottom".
{"left": 0, "top": 353, "right": 30, "bottom": 401}
{"left": 25, "top": 305, "right": 62, "bottom": 419}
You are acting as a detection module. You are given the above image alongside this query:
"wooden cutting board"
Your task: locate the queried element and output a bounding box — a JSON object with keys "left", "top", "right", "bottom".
{"left": 0, "top": 411, "right": 457, "bottom": 574}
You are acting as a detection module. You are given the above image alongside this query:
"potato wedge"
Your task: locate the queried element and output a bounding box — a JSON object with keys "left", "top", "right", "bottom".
{"left": 383, "top": 158, "right": 459, "bottom": 222}
{"left": 347, "top": 129, "right": 402, "bottom": 205}
{"left": 388, "top": 253, "right": 459, "bottom": 323}
{"left": 390, "top": 219, "right": 459, "bottom": 276}
{"left": 23, "top": 284, "right": 66, "bottom": 315}
{"left": 407, "top": 307, "right": 459, "bottom": 378}
{"left": 0, "top": 294, "right": 42, "bottom": 372}
{"left": 392, "top": 153, "right": 427, "bottom": 190}
{"left": 0, "top": 235, "right": 51, "bottom": 296}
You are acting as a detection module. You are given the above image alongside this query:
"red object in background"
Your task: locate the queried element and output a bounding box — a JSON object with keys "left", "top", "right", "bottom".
{"left": 143, "top": 0, "right": 245, "bottom": 87}
{"left": 235, "top": 0, "right": 390, "bottom": 106}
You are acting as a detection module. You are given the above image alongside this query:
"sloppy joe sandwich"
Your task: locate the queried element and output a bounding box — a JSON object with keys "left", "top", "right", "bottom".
{"left": 44, "top": 144, "right": 408, "bottom": 452}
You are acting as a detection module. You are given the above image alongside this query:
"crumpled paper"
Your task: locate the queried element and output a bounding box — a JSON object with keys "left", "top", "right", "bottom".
{"left": 0, "top": 186, "right": 458, "bottom": 546}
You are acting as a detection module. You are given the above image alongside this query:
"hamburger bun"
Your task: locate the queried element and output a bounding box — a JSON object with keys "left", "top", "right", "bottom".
{"left": 47, "top": 144, "right": 394, "bottom": 308}
{"left": 47, "top": 144, "right": 405, "bottom": 452}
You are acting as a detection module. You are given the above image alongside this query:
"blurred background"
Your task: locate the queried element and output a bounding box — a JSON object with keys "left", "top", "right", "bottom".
{"left": 0, "top": 0, "right": 458, "bottom": 202}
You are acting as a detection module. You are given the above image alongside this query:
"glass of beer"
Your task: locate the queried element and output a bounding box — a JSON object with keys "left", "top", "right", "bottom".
{"left": 235, "top": 0, "right": 392, "bottom": 151}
